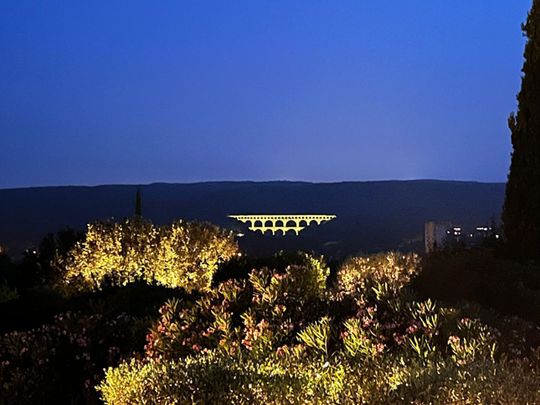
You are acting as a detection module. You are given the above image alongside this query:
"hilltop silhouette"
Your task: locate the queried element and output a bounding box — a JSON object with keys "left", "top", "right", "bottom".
{"left": 0, "top": 180, "right": 504, "bottom": 257}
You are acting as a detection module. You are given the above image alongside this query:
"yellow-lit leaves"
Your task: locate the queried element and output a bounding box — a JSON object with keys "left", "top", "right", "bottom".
{"left": 61, "top": 219, "right": 239, "bottom": 293}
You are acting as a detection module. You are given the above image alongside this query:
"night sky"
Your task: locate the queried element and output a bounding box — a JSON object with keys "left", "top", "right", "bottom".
{"left": 0, "top": 1, "right": 532, "bottom": 188}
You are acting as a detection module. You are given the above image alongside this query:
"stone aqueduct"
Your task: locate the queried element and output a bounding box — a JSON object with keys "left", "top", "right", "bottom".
{"left": 228, "top": 214, "right": 336, "bottom": 236}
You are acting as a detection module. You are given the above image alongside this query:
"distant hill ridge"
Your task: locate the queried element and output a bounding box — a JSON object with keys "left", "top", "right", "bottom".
{"left": 0, "top": 180, "right": 505, "bottom": 256}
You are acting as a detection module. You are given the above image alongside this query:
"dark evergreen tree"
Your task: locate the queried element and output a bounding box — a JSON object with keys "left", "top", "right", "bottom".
{"left": 502, "top": 0, "right": 540, "bottom": 260}
{"left": 135, "top": 189, "right": 143, "bottom": 218}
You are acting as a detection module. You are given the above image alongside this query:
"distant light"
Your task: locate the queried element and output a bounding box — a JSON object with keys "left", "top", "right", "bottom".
{"left": 495, "top": 234, "right": 500, "bottom": 239}
{"left": 237, "top": 233, "right": 245, "bottom": 238}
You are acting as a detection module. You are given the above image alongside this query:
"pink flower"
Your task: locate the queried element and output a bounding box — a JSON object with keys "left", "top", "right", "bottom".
{"left": 276, "top": 345, "right": 288, "bottom": 357}
{"left": 393, "top": 333, "right": 406, "bottom": 345}
{"left": 448, "top": 335, "right": 460, "bottom": 345}
{"left": 406, "top": 324, "right": 419, "bottom": 334}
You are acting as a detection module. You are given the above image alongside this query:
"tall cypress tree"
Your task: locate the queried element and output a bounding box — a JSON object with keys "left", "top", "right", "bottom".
{"left": 135, "top": 189, "right": 142, "bottom": 218}
{"left": 503, "top": 0, "right": 540, "bottom": 259}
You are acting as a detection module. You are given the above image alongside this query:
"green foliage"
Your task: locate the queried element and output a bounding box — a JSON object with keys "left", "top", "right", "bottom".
{"left": 298, "top": 317, "right": 331, "bottom": 357}
{"left": 145, "top": 254, "right": 329, "bottom": 360}
{"left": 99, "top": 251, "right": 540, "bottom": 404}
{"left": 249, "top": 254, "right": 328, "bottom": 306}
{"left": 503, "top": 0, "right": 540, "bottom": 260}
{"left": 0, "top": 281, "right": 18, "bottom": 304}
{"left": 144, "top": 281, "right": 243, "bottom": 360}
{"left": 60, "top": 218, "right": 239, "bottom": 293}
{"left": 447, "top": 317, "right": 498, "bottom": 365}
{"left": 98, "top": 347, "right": 540, "bottom": 405}
{"left": 213, "top": 250, "right": 312, "bottom": 284}
{"left": 335, "top": 252, "right": 420, "bottom": 298}
{"left": 0, "top": 311, "right": 149, "bottom": 404}
{"left": 98, "top": 351, "right": 305, "bottom": 404}
{"left": 408, "top": 335, "right": 436, "bottom": 361}
{"left": 342, "top": 318, "right": 384, "bottom": 359}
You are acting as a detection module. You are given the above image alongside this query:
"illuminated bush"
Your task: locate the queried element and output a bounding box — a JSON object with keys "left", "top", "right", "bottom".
{"left": 144, "top": 279, "right": 249, "bottom": 360}
{"left": 335, "top": 252, "right": 420, "bottom": 297}
{"left": 98, "top": 351, "right": 304, "bottom": 404}
{"left": 145, "top": 254, "right": 329, "bottom": 360}
{"left": 152, "top": 221, "right": 240, "bottom": 292}
{"left": 61, "top": 219, "right": 239, "bottom": 293}
{"left": 98, "top": 252, "right": 540, "bottom": 404}
{"left": 98, "top": 347, "right": 540, "bottom": 404}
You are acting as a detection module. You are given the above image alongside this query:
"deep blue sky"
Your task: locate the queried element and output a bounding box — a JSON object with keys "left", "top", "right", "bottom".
{"left": 0, "top": 1, "right": 532, "bottom": 188}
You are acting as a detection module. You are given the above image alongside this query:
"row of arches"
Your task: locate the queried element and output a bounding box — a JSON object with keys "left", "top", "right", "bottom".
{"left": 251, "top": 227, "right": 304, "bottom": 236}
{"left": 228, "top": 215, "right": 336, "bottom": 237}
{"left": 248, "top": 219, "right": 319, "bottom": 228}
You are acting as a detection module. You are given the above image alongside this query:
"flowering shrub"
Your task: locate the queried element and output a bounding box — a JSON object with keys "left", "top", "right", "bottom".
{"left": 98, "top": 252, "right": 540, "bottom": 404}
{"left": 98, "top": 346, "right": 540, "bottom": 404}
{"left": 145, "top": 254, "right": 329, "bottom": 359}
{"left": 335, "top": 252, "right": 420, "bottom": 297}
{"left": 60, "top": 219, "right": 239, "bottom": 293}
{"left": 145, "top": 279, "right": 250, "bottom": 359}
{"left": 0, "top": 311, "right": 148, "bottom": 404}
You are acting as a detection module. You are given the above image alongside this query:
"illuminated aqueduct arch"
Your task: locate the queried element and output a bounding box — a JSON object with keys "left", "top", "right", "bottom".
{"left": 228, "top": 214, "right": 336, "bottom": 236}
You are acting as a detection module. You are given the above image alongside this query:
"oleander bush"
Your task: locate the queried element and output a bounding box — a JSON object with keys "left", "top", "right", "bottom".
{"left": 98, "top": 347, "right": 540, "bottom": 404}
{"left": 335, "top": 252, "right": 420, "bottom": 297}
{"left": 98, "top": 252, "right": 540, "bottom": 404}
{"left": 144, "top": 253, "right": 329, "bottom": 359}
{"left": 0, "top": 311, "right": 149, "bottom": 404}
{"left": 213, "top": 251, "right": 319, "bottom": 284}
{"left": 60, "top": 218, "right": 239, "bottom": 293}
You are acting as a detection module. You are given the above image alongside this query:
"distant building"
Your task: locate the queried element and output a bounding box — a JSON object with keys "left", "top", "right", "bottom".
{"left": 425, "top": 221, "right": 452, "bottom": 253}
{"left": 469, "top": 226, "right": 501, "bottom": 247}
{"left": 425, "top": 222, "right": 501, "bottom": 253}
{"left": 444, "top": 226, "right": 466, "bottom": 250}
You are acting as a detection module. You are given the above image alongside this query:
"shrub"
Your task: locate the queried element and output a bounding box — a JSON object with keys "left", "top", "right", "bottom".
{"left": 98, "top": 351, "right": 305, "bottom": 404}
{"left": 213, "top": 251, "right": 315, "bottom": 284}
{"left": 0, "top": 281, "right": 18, "bottom": 304}
{"left": 0, "top": 311, "right": 149, "bottom": 404}
{"left": 60, "top": 219, "right": 239, "bottom": 293}
{"left": 145, "top": 254, "right": 329, "bottom": 359}
{"left": 144, "top": 281, "right": 246, "bottom": 360}
{"left": 98, "top": 251, "right": 540, "bottom": 404}
{"left": 335, "top": 252, "right": 420, "bottom": 297}
{"left": 98, "top": 346, "right": 540, "bottom": 404}
{"left": 152, "top": 221, "right": 240, "bottom": 292}
{"left": 414, "top": 250, "right": 540, "bottom": 323}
